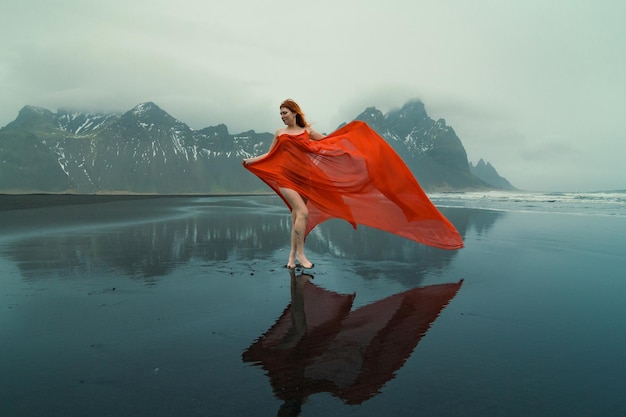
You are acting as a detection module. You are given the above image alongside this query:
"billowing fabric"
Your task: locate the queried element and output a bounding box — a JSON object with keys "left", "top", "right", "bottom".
{"left": 244, "top": 120, "right": 464, "bottom": 250}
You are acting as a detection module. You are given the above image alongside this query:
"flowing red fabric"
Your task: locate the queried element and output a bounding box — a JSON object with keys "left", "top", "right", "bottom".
{"left": 244, "top": 120, "right": 464, "bottom": 250}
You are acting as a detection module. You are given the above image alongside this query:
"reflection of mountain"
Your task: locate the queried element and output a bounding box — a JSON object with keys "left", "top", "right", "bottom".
{"left": 310, "top": 206, "right": 503, "bottom": 284}
{"left": 1, "top": 196, "right": 502, "bottom": 281}
{"left": 3, "top": 197, "right": 292, "bottom": 280}
{"left": 243, "top": 270, "right": 463, "bottom": 414}
{"left": 443, "top": 206, "right": 506, "bottom": 237}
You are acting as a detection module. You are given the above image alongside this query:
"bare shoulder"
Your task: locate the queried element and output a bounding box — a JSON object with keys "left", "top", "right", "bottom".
{"left": 275, "top": 127, "right": 287, "bottom": 137}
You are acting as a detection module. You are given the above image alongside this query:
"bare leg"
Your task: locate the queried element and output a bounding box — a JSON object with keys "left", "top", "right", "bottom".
{"left": 275, "top": 269, "right": 310, "bottom": 349}
{"left": 279, "top": 187, "right": 313, "bottom": 269}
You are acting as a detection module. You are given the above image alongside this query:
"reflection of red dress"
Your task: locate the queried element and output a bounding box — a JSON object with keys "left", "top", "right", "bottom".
{"left": 244, "top": 120, "right": 464, "bottom": 250}
{"left": 242, "top": 278, "right": 464, "bottom": 405}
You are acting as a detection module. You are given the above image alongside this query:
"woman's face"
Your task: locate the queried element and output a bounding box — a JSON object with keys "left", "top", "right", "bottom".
{"left": 280, "top": 107, "right": 296, "bottom": 126}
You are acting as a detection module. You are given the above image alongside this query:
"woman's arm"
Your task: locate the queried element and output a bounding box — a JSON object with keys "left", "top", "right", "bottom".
{"left": 243, "top": 132, "right": 278, "bottom": 165}
{"left": 307, "top": 127, "right": 326, "bottom": 141}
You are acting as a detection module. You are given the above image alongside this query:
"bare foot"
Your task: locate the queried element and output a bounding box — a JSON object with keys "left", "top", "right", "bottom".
{"left": 295, "top": 254, "right": 314, "bottom": 269}
{"left": 286, "top": 255, "right": 297, "bottom": 269}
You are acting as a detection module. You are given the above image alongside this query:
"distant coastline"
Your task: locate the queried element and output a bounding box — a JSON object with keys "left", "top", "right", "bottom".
{"left": 0, "top": 192, "right": 274, "bottom": 211}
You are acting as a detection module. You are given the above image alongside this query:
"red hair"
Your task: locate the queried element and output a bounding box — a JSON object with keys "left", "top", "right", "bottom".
{"left": 280, "top": 99, "right": 309, "bottom": 128}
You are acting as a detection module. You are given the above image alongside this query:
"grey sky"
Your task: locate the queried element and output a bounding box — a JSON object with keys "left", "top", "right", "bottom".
{"left": 1, "top": 0, "right": 624, "bottom": 191}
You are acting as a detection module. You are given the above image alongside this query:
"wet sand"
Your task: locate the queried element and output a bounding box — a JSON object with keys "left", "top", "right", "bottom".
{"left": 1, "top": 195, "right": 625, "bottom": 416}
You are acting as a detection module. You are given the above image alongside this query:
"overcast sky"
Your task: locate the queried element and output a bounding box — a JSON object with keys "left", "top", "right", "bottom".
{"left": 1, "top": 0, "right": 624, "bottom": 192}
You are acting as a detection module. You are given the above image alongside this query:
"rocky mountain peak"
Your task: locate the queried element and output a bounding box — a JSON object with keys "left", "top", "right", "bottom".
{"left": 395, "top": 100, "right": 427, "bottom": 119}
{"left": 469, "top": 159, "right": 516, "bottom": 190}
{"left": 122, "top": 102, "right": 179, "bottom": 126}
{"left": 354, "top": 107, "right": 385, "bottom": 126}
{"left": 130, "top": 102, "right": 160, "bottom": 116}
{"left": 475, "top": 158, "right": 488, "bottom": 168}
{"left": 7, "top": 105, "right": 57, "bottom": 130}
{"left": 118, "top": 102, "right": 190, "bottom": 140}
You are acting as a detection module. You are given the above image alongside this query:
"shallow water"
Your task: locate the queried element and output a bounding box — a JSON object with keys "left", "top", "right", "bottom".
{"left": 431, "top": 190, "right": 626, "bottom": 217}
{"left": 1, "top": 195, "right": 625, "bottom": 416}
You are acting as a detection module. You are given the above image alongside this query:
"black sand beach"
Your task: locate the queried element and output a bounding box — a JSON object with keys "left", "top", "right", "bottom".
{"left": 1, "top": 194, "right": 625, "bottom": 416}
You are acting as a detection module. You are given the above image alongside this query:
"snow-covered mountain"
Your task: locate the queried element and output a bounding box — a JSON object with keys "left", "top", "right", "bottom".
{"left": 0, "top": 102, "right": 272, "bottom": 193}
{"left": 0, "top": 100, "right": 512, "bottom": 193}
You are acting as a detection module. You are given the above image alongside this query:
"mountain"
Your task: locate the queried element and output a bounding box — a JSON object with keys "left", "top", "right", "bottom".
{"left": 352, "top": 100, "right": 488, "bottom": 190}
{"left": 469, "top": 159, "right": 516, "bottom": 190}
{"left": 0, "top": 100, "right": 513, "bottom": 194}
{"left": 0, "top": 103, "right": 272, "bottom": 193}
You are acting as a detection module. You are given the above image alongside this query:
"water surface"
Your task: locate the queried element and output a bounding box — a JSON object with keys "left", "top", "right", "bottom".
{"left": 1, "top": 195, "right": 625, "bottom": 416}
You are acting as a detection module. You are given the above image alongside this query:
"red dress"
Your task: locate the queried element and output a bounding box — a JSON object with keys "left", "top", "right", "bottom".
{"left": 243, "top": 120, "right": 464, "bottom": 250}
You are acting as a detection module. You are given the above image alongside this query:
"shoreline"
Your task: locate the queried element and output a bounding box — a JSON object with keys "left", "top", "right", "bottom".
{"left": 2, "top": 190, "right": 624, "bottom": 217}
{"left": 0, "top": 192, "right": 274, "bottom": 211}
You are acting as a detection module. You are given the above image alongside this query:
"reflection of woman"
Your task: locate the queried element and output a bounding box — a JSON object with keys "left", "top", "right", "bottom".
{"left": 243, "top": 99, "right": 324, "bottom": 269}
{"left": 242, "top": 268, "right": 355, "bottom": 416}
{"left": 242, "top": 269, "right": 463, "bottom": 415}
{"left": 243, "top": 99, "right": 464, "bottom": 269}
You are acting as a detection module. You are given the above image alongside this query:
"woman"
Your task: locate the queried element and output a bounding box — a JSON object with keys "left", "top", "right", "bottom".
{"left": 243, "top": 99, "right": 464, "bottom": 270}
{"left": 243, "top": 99, "right": 323, "bottom": 269}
